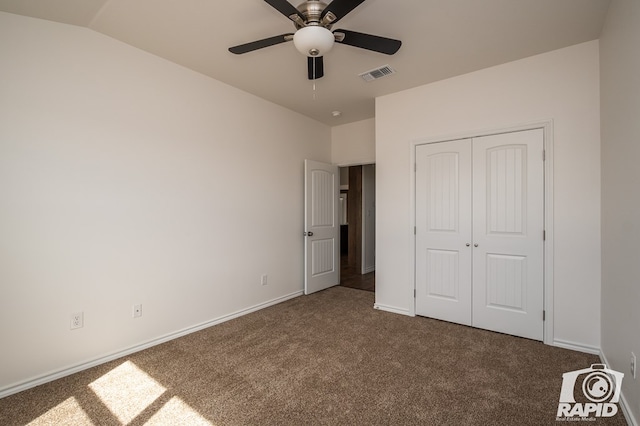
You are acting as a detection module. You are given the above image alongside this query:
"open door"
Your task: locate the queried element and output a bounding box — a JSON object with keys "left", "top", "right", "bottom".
{"left": 304, "top": 160, "right": 340, "bottom": 295}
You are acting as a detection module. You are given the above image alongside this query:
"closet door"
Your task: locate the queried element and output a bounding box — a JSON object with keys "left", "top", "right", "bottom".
{"left": 471, "top": 129, "right": 544, "bottom": 340}
{"left": 415, "top": 139, "right": 473, "bottom": 325}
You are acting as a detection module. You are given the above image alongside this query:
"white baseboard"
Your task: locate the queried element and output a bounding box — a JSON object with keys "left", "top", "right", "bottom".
{"left": 600, "top": 351, "right": 638, "bottom": 426}
{"left": 0, "top": 290, "right": 303, "bottom": 399}
{"left": 373, "top": 303, "right": 412, "bottom": 316}
{"left": 552, "top": 338, "right": 601, "bottom": 355}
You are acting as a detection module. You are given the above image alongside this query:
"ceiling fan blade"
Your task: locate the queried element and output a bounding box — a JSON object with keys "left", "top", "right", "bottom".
{"left": 334, "top": 29, "right": 401, "bottom": 55}
{"left": 321, "top": 0, "right": 366, "bottom": 24}
{"left": 264, "top": 0, "right": 305, "bottom": 23}
{"left": 229, "top": 34, "right": 293, "bottom": 54}
{"left": 308, "top": 56, "right": 324, "bottom": 80}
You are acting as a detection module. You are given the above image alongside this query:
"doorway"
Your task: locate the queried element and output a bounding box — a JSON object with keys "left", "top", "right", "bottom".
{"left": 339, "top": 164, "right": 375, "bottom": 292}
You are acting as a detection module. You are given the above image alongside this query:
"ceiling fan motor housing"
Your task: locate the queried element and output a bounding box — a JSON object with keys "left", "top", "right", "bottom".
{"left": 294, "top": 1, "right": 331, "bottom": 29}
{"left": 292, "top": 1, "right": 337, "bottom": 57}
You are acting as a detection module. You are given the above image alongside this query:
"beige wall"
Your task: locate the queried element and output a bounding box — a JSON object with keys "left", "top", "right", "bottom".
{"left": 331, "top": 118, "right": 375, "bottom": 166}
{"left": 0, "top": 12, "right": 330, "bottom": 394}
{"left": 376, "top": 41, "right": 602, "bottom": 349}
{"left": 600, "top": 0, "right": 640, "bottom": 423}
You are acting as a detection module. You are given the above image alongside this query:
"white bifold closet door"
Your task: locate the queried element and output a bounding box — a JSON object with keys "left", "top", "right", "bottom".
{"left": 415, "top": 129, "right": 544, "bottom": 341}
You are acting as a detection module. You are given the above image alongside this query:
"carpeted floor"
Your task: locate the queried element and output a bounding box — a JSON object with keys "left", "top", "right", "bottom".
{"left": 0, "top": 287, "right": 628, "bottom": 425}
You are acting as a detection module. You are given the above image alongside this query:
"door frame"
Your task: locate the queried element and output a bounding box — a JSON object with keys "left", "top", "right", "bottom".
{"left": 409, "top": 120, "right": 554, "bottom": 345}
{"left": 337, "top": 162, "right": 377, "bottom": 285}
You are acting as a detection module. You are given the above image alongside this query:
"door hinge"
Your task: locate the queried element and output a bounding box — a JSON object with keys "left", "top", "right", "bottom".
{"left": 543, "top": 230, "right": 546, "bottom": 241}
{"left": 414, "top": 163, "right": 417, "bottom": 172}
{"left": 543, "top": 310, "right": 546, "bottom": 321}
{"left": 414, "top": 226, "right": 417, "bottom": 235}
{"left": 543, "top": 150, "right": 546, "bottom": 161}
{"left": 414, "top": 289, "right": 416, "bottom": 298}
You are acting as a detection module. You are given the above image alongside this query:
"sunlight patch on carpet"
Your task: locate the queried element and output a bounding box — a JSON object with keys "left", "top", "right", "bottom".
{"left": 27, "top": 396, "right": 94, "bottom": 425}
{"left": 88, "top": 360, "right": 166, "bottom": 424}
{"left": 145, "top": 396, "right": 214, "bottom": 425}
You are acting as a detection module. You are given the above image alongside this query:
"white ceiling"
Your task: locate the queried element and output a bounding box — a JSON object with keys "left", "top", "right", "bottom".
{"left": 0, "top": 0, "right": 611, "bottom": 125}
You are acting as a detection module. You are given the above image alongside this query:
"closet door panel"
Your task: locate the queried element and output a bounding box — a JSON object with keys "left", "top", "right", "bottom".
{"left": 415, "top": 139, "right": 472, "bottom": 325}
{"left": 472, "top": 129, "right": 544, "bottom": 341}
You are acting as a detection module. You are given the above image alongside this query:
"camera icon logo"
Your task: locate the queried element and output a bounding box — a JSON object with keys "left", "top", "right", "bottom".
{"left": 557, "top": 364, "right": 624, "bottom": 419}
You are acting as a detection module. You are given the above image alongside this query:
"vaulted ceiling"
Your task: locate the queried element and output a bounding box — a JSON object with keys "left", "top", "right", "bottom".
{"left": 0, "top": 0, "right": 611, "bottom": 125}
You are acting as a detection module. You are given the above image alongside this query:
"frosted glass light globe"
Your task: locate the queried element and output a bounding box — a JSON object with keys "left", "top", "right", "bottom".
{"left": 293, "top": 26, "right": 335, "bottom": 57}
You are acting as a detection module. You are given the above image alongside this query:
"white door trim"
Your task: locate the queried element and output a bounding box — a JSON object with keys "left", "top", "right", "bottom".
{"left": 409, "top": 120, "right": 554, "bottom": 345}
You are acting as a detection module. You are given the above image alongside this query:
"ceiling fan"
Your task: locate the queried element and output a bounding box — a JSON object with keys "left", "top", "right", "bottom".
{"left": 228, "top": 0, "right": 402, "bottom": 80}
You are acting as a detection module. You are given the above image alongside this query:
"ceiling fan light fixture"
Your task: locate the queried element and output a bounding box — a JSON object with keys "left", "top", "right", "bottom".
{"left": 293, "top": 26, "right": 334, "bottom": 57}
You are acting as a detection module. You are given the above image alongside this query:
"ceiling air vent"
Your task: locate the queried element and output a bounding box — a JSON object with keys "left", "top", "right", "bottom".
{"left": 359, "top": 65, "right": 396, "bottom": 82}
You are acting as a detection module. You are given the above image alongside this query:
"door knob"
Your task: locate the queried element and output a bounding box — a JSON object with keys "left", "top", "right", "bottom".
{"left": 466, "top": 243, "right": 470, "bottom": 247}
{"left": 474, "top": 243, "right": 478, "bottom": 247}
{"left": 305, "top": 231, "right": 314, "bottom": 237}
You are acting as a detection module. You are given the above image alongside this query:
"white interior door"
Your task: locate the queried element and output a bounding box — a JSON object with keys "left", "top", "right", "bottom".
{"left": 415, "top": 129, "right": 544, "bottom": 341}
{"left": 415, "top": 139, "right": 473, "bottom": 325}
{"left": 304, "top": 160, "right": 340, "bottom": 295}
{"left": 471, "top": 129, "right": 544, "bottom": 340}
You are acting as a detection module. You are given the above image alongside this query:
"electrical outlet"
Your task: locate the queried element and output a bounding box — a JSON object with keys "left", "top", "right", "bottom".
{"left": 70, "top": 312, "right": 83, "bottom": 330}
{"left": 261, "top": 274, "right": 268, "bottom": 286}
{"left": 631, "top": 352, "right": 637, "bottom": 379}
{"left": 133, "top": 304, "right": 142, "bottom": 318}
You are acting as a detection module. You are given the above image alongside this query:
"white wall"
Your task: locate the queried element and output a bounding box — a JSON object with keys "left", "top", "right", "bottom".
{"left": 331, "top": 118, "right": 375, "bottom": 166}
{"left": 0, "top": 12, "right": 330, "bottom": 394}
{"left": 600, "top": 0, "right": 640, "bottom": 422}
{"left": 376, "top": 41, "right": 602, "bottom": 349}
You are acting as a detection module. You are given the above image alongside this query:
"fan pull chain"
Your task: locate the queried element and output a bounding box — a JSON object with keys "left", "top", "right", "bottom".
{"left": 312, "top": 82, "right": 317, "bottom": 100}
